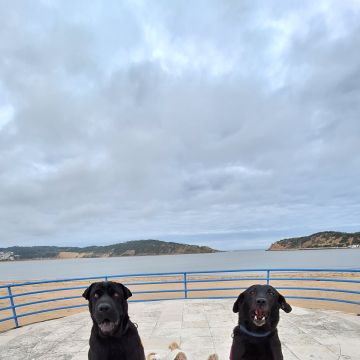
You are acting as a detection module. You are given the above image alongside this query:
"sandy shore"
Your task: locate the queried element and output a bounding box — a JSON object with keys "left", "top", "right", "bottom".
{"left": 1, "top": 271, "right": 359, "bottom": 332}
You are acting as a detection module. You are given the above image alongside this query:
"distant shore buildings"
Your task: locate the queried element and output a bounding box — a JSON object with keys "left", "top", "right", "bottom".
{"left": 0, "top": 251, "right": 17, "bottom": 261}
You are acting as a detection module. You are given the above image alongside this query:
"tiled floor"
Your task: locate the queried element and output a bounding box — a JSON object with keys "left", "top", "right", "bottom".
{"left": 0, "top": 299, "right": 359, "bottom": 359}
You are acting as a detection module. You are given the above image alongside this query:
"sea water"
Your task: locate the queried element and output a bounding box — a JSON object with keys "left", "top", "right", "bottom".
{"left": 0, "top": 248, "right": 359, "bottom": 281}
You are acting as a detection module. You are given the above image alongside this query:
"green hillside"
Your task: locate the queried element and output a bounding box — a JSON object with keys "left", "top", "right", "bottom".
{"left": 269, "top": 231, "right": 360, "bottom": 250}
{"left": 0, "top": 240, "right": 218, "bottom": 260}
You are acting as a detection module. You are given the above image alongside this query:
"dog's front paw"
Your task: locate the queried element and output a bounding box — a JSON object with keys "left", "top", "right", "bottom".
{"left": 207, "top": 354, "right": 219, "bottom": 360}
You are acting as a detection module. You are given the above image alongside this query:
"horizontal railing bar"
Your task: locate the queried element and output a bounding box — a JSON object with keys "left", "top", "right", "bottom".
{"left": 0, "top": 272, "right": 185, "bottom": 289}
{"left": 11, "top": 281, "right": 184, "bottom": 298}
{"left": 188, "top": 296, "right": 238, "bottom": 300}
{"left": 12, "top": 286, "right": 87, "bottom": 298}
{"left": 187, "top": 277, "right": 360, "bottom": 284}
{"left": 186, "top": 295, "right": 360, "bottom": 305}
{"left": 0, "top": 315, "right": 15, "bottom": 323}
{"left": 0, "top": 295, "right": 11, "bottom": 300}
{"left": 130, "top": 298, "right": 183, "bottom": 303}
{"left": 1, "top": 268, "right": 359, "bottom": 289}
{"left": 276, "top": 287, "right": 360, "bottom": 294}
{"left": 0, "top": 305, "right": 13, "bottom": 312}
{"left": 14, "top": 296, "right": 82, "bottom": 308}
{"left": 124, "top": 280, "right": 184, "bottom": 286}
{"left": 0, "top": 276, "right": 106, "bottom": 289}
{"left": 187, "top": 277, "right": 267, "bottom": 283}
{"left": 132, "top": 289, "right": 184, "bottom": 295}
{"left": 16, "top": 304, "right": 88, "bottom": 318}
{"left": 286, "top": 296, "right": 360, "bottom": 305}
{"left": 186, "top": 286, "right": 360, "bottom": 295}
{"left": 10, "top": 277, "right": 357, "bottom": 300}
{"left": 107, "top": 273, "right": 184, "bottom": 279}
{"left": 188, "top": 287, "right": 248, "bottom": 292}
{"left": 187, "top": 268, "right": 360, "bottom": 274}
{"left": 13, "top": 289, "right": 186, "bottom": 307}
{"left": 269, "top": 277, "right": 360, "bottom": 283}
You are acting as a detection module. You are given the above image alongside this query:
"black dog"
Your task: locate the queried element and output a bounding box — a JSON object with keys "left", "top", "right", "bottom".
{"left": 230, "top": 284, "right": 292, "bottom": 360}
{"left": 82, "top": 281, "right": 145, "bottom": 360}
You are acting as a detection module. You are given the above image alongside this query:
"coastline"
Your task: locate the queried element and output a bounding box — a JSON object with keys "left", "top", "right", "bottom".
{"left": 267, "top": 247, "right": 359, "bottom": 251}
{"left": 0, "top": 250, "right": 221, "bottom": 262}
{"left": 2, "top": 246, "right": 358, "bottom": 261}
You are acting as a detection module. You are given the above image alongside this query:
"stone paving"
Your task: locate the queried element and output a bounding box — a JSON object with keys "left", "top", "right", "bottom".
{"left": 0, "top": 299, "right": 359, "bottom": 360}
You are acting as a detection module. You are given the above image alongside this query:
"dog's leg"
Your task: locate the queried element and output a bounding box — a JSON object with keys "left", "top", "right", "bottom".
{"left": 270, "top": 336, "right": 284, "bottom": 360}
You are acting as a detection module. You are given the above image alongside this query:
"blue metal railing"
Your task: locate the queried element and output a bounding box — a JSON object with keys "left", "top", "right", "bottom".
{"left": 0, "top": 268, "right": 359, "bottom": 330}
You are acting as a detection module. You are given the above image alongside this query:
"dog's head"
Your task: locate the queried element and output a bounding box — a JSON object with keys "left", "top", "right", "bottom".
{"left": 233, "top": 284, "right": 291, "bottom": 330}
{"left": 82, "top": 281, "right": 132, "bottom": 336}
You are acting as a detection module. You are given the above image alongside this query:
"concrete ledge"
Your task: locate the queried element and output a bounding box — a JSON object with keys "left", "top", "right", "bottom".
{"left": 0, "top": 299, "right": 359, "bottom": 359}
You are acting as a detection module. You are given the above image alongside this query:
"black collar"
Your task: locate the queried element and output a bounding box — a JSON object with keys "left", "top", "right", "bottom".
{"left": 238, "top": 324, "right": 273, "bottom": 338}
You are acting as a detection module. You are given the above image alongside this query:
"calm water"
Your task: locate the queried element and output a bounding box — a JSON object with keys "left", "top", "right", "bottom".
{"left": 0, "top": 249, "right": 359, "bottom": 281}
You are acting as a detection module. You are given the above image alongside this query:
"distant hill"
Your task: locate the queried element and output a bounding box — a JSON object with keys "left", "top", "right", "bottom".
{"left": 0, "top": 240, "right": 219, "bottom": 261}
{"left": 268, "top": 231, "right": 360, "bottom": 250}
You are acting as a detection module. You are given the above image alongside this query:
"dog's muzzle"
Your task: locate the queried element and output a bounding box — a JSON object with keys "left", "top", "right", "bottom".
{"left": 95, "top": 302, "right": 119, "bottom": 335}
{"left": 253, "top": 308, "right": 267, "bottom": 326}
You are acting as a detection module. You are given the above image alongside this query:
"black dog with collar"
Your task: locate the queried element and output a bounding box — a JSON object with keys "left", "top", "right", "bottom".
{"left": 230, "top": 284, "right": 292, "bottom": 360}
{"left": 83, "top": 281, "right": 145, "bottom": 360}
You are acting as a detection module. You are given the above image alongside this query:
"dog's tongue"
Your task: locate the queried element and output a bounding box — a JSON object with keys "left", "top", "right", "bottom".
{"left": 99, "top": 320, "right": 115, "bottom": 334}
{"left": 255, "top": 309, "right": 265, "bottom": 319}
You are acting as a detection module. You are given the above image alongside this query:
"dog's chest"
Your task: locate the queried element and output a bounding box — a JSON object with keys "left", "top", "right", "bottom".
{"left": 232, "top": 339, "right": 279, "bottom": 360}
{"left": 243, "top": 342, "right": 274, "bottom": 360}
{"left": 108, "top": 342, "right": 127, "bottom": 359}
{"left": 90, "top": 336, "right": 130, "bottom": 359}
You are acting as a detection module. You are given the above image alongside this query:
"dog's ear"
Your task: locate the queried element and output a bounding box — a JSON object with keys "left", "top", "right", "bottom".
{"left": 118, "top": 283, "right": 132, "bottom": 300}
{"left": 233, "top": 292, "right": 245, "bottom": 313}
{"left": 278, "top": 293, "right": 292, "bottom": 313}
{"left": 82, "top": 283, "right": 95, "bottom": 300}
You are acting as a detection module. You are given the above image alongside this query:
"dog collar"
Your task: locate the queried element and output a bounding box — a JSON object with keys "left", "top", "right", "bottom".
{"left": 238, "top": 325, "right": 273, "bottom": 338}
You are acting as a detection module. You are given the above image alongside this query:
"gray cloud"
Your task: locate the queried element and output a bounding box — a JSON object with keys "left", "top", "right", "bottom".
{"left": 0, "top": 0, "right": 359, "bottom": 249}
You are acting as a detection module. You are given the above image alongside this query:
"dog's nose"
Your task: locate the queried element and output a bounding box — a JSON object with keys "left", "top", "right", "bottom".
{"left": 98, "top": 303, "right": 111, "bottom": 313}
{"left": 256, "top": 298, "right": 267, "bottom": 306}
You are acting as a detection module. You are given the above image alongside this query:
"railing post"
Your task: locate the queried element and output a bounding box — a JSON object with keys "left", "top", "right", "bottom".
{"left": 8, "top": 286, "right": 19, "bottom": 328}
{"left": 183, "top": 272, "right": 188, "bottom": 299}
{"left": 104, "top": 276, "right": 108, "bottom": 281}
{"left": 266, "top": 270, "right": 270, "bottom": 285}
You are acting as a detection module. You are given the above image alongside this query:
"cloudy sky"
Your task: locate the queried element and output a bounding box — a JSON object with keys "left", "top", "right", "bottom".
{"left": 0, "top": 0, "right": 360, "bottom": 250}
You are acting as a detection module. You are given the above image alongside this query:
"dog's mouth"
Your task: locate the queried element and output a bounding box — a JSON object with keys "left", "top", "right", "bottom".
{"left": 98, "top": 319, "right": 118, "bottom": 335}
{"left": 251, "top": 309, "right": 267, "bottom": 327}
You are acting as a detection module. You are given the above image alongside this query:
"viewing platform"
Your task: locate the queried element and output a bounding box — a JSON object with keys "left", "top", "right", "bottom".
{"left": 0, "top": 299, "right": 359, "bottom": 360}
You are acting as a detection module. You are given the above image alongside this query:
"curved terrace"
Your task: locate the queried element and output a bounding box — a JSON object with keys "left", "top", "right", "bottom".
{"left": 0, "top": 269, "right": 359, "bottom": 359}
{"left": 1, "top": 299, "right": 360, "bottom": 359}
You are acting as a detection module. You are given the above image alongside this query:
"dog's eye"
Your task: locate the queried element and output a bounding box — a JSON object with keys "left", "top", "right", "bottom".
{"left": 268, "top": 291, "right": 275, "bottom": 296}
{"left": 94, "top": 293, "right": 99, "bottom": 299}
{"left": 249, "top": 290, "right": 256, "bottom": 296}
{"left": 113, "top": 293, "right": 119, "bottom": 298}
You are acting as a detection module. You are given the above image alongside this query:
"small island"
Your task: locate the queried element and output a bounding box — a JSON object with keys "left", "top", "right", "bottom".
{"left": 0, "top": 239, "right": 219, "bottom": 261}
{"left": 268, "top": 231, "right": 360, "bottom": 250}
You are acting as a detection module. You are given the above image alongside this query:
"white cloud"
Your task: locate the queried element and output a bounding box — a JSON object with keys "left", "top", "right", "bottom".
{"left": 0, "top": 104, "right": 14, "bottom": 131}
{"left": 0, "top": 0, "right": 359, "bottom": 249}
